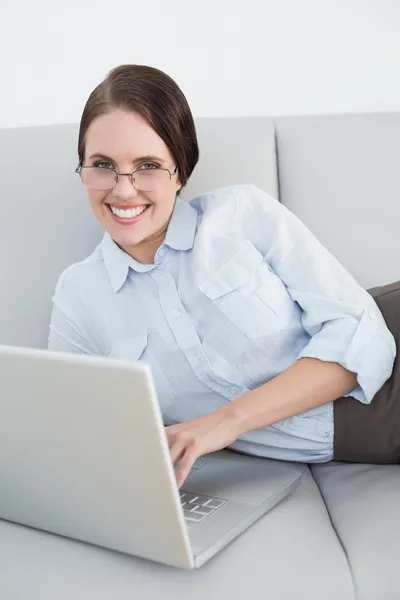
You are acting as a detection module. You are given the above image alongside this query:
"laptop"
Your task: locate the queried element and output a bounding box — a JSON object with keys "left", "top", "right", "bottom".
{"left": 0, "top": 343, "right": 301, "bottom": 569}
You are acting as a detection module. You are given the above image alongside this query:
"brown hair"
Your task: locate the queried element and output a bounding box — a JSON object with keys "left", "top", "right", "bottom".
{"left": 77, "top": 64, "right": 199, "bottom": 189}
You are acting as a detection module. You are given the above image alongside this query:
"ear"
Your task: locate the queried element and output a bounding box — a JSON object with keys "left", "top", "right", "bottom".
{"left": 174, "top": 168, "right": 183, "bottom": 195}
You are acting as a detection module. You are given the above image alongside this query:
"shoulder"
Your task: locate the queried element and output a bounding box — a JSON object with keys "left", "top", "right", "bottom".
{"left": 187, "top": 184, "right": 308, "bottom": 261}
{"left": 188, "top": 184, "right": 286, "bottom": 246}
{"left": 53, "top": 245, "right": 106, "bottom": 300}
{"left": 188, "top": 184, "right": 280, "bottom": 218}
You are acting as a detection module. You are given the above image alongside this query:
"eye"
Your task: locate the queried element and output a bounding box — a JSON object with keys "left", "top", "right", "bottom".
{"left": 93, "top": 161, "right": 113, "bottom": 169}
{"left": 139, "top": 162, "right": 159, "bottom": 171}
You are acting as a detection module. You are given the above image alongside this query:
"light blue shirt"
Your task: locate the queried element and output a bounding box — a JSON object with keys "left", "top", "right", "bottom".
{"left": 48, "top": 185, "right": 396, "bottom": 463}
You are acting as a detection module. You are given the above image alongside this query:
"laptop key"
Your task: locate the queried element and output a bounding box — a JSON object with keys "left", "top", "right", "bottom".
{"left": 190, "top": 495, "right": 210, "bottom": 506}
{"left": 204, "top": 499, "right": 225, "bottom": 509}
{"left": 181, "top": 491, "right": 228, "bottom": 525}
{"left": 194, "top": 505, "right": 214, "bottom": 516}
{"left": 181, "top": 492, "right": 197, "bottom": 503}
{"left": 183, "top": 510, "right": 204, "bottom": 523}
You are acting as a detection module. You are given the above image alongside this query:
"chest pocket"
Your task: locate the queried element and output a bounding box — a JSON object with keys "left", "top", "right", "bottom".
{"left": 198, "top": 241, "right": 294, "bottom": 340}
{"left": 108, "top": 331, "right": 175, "bottom": 415}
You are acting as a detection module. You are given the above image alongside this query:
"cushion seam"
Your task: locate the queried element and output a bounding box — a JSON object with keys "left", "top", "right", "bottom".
{"left": 309, "top": 465, "right": 358, "bottom": 600}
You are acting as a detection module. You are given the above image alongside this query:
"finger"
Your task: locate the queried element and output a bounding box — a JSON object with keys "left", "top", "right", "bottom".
{"left": 169, "top": 441, "right": 186, "bottom": 467}
{"left": 176, "top": 448, "right": 198, "bottom": 489}
{"left": 164, "top": 424, "right": 182, "bottom": 448}
{"left": 165, "top": 426, "right": 176, "bottom": 449}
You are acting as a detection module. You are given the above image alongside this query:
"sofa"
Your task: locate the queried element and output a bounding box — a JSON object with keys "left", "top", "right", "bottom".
{"left": 1, "top": 113, "right": 399, "bottom": 600}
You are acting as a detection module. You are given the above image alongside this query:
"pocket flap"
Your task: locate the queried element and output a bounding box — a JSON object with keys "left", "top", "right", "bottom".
{"left": 108, "top": 331, "right": 148, "bottom": 360}
{"left": 199, "top": 242, "right": 263, "bottom": 300}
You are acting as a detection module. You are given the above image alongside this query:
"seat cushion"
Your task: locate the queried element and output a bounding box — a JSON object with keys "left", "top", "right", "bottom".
{"left": 311, "top": 462, "right": 400, "bottom": 600}
{"left": 0, "top": 465, "right": 354, "bottom": 600}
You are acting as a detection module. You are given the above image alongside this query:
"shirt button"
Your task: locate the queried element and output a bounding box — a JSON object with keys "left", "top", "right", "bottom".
{"left": 195, "top": 352, "right": 202, "bottom": 360}
{"left": 172, "top": 310, "right": 180, "bottom": 319}
{"left": 229, "top": 387, "right": 239, "bottom": 395}
{"left": 367, "top": 311, "right": 374, "bottom": 320}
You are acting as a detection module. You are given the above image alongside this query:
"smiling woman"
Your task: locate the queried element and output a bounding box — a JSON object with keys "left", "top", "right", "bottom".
{"left": 48, "top": 64, "right": 399, "bottom": 489}
{"left": 74, "top": 65, "right": 198, "bottom": 263}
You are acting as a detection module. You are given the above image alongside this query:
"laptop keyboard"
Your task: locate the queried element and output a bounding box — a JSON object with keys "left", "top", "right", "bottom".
{"left": 180, "top": 491, "right": 227, "bottom": 526}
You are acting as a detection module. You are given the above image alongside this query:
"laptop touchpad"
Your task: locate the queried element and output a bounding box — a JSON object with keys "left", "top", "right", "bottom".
{"left": 191, "top": 457, "right": 208, "bottom": 470}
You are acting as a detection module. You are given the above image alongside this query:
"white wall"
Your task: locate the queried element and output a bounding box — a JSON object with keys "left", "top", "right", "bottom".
{"left": 1, "top": 0, "right": 400, "bottom": 128}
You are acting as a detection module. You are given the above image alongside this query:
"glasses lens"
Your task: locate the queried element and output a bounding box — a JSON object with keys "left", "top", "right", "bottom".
{"left": 134, "top": 169, "right": 169, "bottom": 191}
{"left": 80, "top": 167, "right": 115, "bottom": 189}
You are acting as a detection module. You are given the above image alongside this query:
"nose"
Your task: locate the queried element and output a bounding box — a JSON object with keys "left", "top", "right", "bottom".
{"left": 111, "top": 174, "right": 139, "bottom": 200}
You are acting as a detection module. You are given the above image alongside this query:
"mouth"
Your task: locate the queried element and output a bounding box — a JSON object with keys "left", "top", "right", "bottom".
{"left": 106, "top": 203, "right": 151, "bottom": 224}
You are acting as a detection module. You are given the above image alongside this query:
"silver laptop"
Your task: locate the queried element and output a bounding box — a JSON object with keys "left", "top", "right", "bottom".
{"left": 0, "top": 344, "right": 301, "bottom": 569}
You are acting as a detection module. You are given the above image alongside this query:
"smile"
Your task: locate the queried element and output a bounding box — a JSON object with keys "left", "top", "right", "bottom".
{"left": 109, "top": 204, "right": 149, "bottom": 219}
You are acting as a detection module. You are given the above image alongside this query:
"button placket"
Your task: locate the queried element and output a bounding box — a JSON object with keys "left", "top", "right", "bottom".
{"left": 155, "top": 271, "right": 204, "bottom": 354}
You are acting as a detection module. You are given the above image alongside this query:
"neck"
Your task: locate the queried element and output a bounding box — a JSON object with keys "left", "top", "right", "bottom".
{"left": 123, "top": 226, "right": 168, "bottom": 264}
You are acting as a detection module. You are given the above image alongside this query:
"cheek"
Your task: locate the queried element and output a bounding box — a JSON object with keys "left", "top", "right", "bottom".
{"left": 87, "top": 190, "right": 106, "bottom": 207}
{"left": 148, "top": 190, "right": 176, "bottom": 213}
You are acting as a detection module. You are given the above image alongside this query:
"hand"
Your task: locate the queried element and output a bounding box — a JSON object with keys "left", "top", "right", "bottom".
{"left": 165, "top": 408, "right": 240, "bottom": 488}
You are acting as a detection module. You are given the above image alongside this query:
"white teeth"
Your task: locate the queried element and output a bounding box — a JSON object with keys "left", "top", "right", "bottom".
{"left": 110, "top": 205, "right": 148, "bottom": 219}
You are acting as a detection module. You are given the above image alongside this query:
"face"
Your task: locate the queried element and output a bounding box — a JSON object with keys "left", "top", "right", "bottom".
{"left": 83, "top": 109, "right": 181, "bottom": 262}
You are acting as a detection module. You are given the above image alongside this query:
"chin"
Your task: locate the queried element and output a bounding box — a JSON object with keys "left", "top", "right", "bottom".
{"left": 111, "top": 230, "right": 145, "bottom": 250}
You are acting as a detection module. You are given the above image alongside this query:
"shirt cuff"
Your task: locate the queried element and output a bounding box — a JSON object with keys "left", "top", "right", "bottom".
{"left": 297, "top": 309, "right": 396, "bottom": 403}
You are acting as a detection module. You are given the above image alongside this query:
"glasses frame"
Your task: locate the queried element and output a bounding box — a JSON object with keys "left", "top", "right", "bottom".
{"left": 75, "top": 164, "right": 179, "bottom": 190}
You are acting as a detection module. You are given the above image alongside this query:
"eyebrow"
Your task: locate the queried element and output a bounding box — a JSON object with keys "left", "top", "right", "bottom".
{"left": 88, "top": 153, "right": 166, "bottom": 165}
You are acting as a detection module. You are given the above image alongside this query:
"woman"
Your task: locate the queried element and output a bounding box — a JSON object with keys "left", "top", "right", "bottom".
{"left": 49, "top": 64, "right": 400, "bottom": 488}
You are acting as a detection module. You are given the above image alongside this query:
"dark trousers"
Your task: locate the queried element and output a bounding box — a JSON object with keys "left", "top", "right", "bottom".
{"left": 334, "top": 281, "right": 400, "bottom": 464}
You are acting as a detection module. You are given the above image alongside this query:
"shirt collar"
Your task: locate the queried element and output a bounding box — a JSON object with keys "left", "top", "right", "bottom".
{"left": 164, "top": 196, "right": 198, "bottom": 251}
{"left": 101, "top": 196, "right": 198, "bottom": 293}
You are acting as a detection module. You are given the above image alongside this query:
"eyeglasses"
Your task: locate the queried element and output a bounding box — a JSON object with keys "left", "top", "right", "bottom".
{"left": 75, "top": 165, "right": 178, "bottom": 192}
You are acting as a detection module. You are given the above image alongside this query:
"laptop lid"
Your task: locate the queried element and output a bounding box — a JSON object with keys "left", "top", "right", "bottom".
{"left": 0, "top": 344, "right": 194, "bottom": 568}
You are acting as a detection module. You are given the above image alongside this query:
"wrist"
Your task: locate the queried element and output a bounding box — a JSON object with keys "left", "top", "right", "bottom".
{"left": 220, "top": 399, "right": 250, "bottom": 438}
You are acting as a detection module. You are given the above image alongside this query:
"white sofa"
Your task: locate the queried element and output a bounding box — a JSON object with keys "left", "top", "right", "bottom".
{"left": 1, "top": 114, "right": 400, "bottom": 600}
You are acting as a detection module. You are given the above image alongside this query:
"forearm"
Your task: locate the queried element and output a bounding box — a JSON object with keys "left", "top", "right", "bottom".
{"left": 224, "top": 358, "right": 357, "bottom": 437}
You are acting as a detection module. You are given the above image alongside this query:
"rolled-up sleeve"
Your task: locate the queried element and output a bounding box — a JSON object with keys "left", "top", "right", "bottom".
{"left": 239, "top": 185, "right": 396, "bottom": 403}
